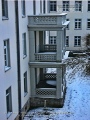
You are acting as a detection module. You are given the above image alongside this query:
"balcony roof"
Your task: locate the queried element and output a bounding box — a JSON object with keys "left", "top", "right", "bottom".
{"left": 28, "top": 13, "right": 67, "bottom": 17}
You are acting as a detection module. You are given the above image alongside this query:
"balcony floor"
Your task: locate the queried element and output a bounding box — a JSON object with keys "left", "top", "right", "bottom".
{"left": 36, "top": 79, "right": 56, "bottom": 88}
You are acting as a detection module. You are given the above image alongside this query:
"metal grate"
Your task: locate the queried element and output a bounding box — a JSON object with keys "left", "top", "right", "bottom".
{"left": 44, "top": 73, "right": 56, "bottom": 80}
{"left": 36, "top": 89, "right": 56, "bottom": 96}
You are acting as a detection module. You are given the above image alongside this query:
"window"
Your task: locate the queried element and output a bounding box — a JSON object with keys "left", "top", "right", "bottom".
{"left": 50, "top": 1, "right": 57, "bottom": 11}
{"left": 75, "top": 1, "right": 82, "bottom": 11}
{"left": 66, "top": 19, "right": 69, "bottom": 29}
{"left": 75, "top": 19, "right": 81, "bottom": 29}
{"left": 87, "top": 19, "right": 90, "bottom": 29}
{"left": 49, "top": 36, "right": 56, "bottom": 44}
{"left": 43, "top": 0, "right": 45, "bottom": 13}
{"left": 63, "top": 1, "right": 69, "bottom": 11}
{"left": 2, "top": 0, "right": 8, "bottom": 19}
{"left": 21, "top": 0, "right": 25, "bottom": 17}
{"left": 6, "top": 87, "right": 12, "bottom": 118}
{"left": 74, "top": 36, "right": 81, "bottom": 46}
{"left": 4, "top": 39, "right": 10, "bottom": 71}
{"left": 66, "top": 36, "right": 69, "bottom": 47}
{"left": 33, "top": 0, "right": 36, "bottom": 15}
{"left": 22, "top": 33, "right": 27, "bottom": 58}
{"left": 24, "top": 72, "right": 28, "bottom": 96}
{"left": 88, "top": 1, "right": 90, "bottom": 11}
{"left": 40, "top": 0, "right": 42, "bottom": 13}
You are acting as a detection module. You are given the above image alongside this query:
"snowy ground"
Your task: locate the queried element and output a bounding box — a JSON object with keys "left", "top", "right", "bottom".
{"left": 24, "top": 52, "right": 90, "bottom": 120}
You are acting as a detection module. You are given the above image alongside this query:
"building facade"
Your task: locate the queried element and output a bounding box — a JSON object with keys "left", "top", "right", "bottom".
{"left": 0, "top": 0, "right": 68, "bottom": 120}
{"left": 49, "top": 0, "right": 90, "bottom": 51}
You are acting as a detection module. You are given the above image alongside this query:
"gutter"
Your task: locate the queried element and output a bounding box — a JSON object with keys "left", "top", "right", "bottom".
{"left": 15, "top": 1, "right": 21, "bottom": 120}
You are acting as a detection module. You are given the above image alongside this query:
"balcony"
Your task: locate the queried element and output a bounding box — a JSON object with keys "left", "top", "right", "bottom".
{"left": 28, "top": 13, "right": 67, "bottom": 26}
{"left": 36, "top": 73, "right": 56, "bottom": 98}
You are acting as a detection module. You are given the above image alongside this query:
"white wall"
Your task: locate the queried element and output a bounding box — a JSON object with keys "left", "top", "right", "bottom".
{"left": 0, "top": 1, "right": 18, "bottom": 120}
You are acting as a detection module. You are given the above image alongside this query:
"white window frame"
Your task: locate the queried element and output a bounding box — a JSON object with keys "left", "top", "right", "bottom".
{"left": 6, "top": 87, "right": 12, "bottom": 119}
{"left": 4, "top": 39, "right": 11, "bottom": 71}
{"left": 49, "top": 36, "right": 56, "bottom": 44}
{"left": 21, "top": 0, "right": 26, "bottom": 17}
{"left": 22, "top": 33, "right": 27, "bottom": 58}
{"left": 33, "top": 0, "right": 36, "bottom": 15}
{"left": 88, "top": 1, "right": 90, "bottom": 11}
{"left": 87, "top": 19, "right": 90, "bottom": 29}
{"left": 50, "top": 1, "right": 57, "bottom": 12}
{"left": 66, "top": 36, "right": 69, "bottom": 47}
{"left": 75, "top": 19, "right": 82, "bottom": 29}
{"left": 74, "top": 36, "right": 81, "bottom": 47}
{"left": 63, "top": 1, "right": 69, "bottom": 11}
{"left": 75, "top": 1, "right": 82, "bottom": 11}
{"left": 43, "top": 0, "right": 45, "bottom": 13}
{"left": 2, "top": 0, "right": 8, "bottom": 19}
{"left": 66, "top": 19, "right": 69, "bottom": 29}
{"left": 24, "top": 71, "right": 28, "bottom": 96}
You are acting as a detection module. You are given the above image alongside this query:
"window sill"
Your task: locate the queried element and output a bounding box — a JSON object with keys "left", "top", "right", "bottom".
{"left": 7, "top": 112, "right": 12, "bottom": 119}
{"left": 87, "top": 28, "right": 90, "bottom": 30}
{"left": 23, "top": 55, "right": 27, "bottom": 59}
{"left": 24, "top": 92, "right": 28, "bottom": 97}
{"left": 5, "top": 67, "right": 11, "bottom": 72}
{"left": 75, "top": 11, "right": 82, "bottom": 12}
{"left": 2, "top": 17, "right": 9, "bottom": 20}
{"left": 74, "top": 28, "right": 82, "bottom": 30}
{"left": 74, "top": 46, "right": 81, "bottom": 47}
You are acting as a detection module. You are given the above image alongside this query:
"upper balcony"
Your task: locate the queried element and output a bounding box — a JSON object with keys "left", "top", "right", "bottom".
{"left": 28, "top": 13, "right": 69, "bottom": 31}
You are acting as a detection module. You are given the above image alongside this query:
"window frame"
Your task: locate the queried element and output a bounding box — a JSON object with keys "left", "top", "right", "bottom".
{"left": 2, "top": 0, "right": 8, "bottom": 20}
{"left": 6, "top": 87, "right": 12, "bottom": 119}
{"left": 24, "top": 71, "right": 28, "bottom": 96}
{"left": 74, "top": 19, "right": 82, "bottom": 29}
{"left": 49, "top": 36, "right": 56, "bottom": 44}
{"left": 88, "top": 1, "right": 90, "bottom": 11}
{"left": 74, "top": 36, "right": 81, "bottom": 47}
{"left": 66, "top": 19, "right": 69, "bottom": 29}
{"left": 87, "top": 19, "right": 90, "bottom": 29}
{"left": 75, "top": 1, "right": 82, "bottom": 12}
{"left": 21, "top": 0, "right": 26, "bottom": 17}
{"left": 33, "top": 0, "right": 36, "bottom": 15}
{"left": 50, "top": 1, "right": 57, "bottom": 12}
{"left": 4, "top": 39, "right": 11, "bottom": 72}
{"left": 22, "top": 33, "right": 27, "bottom": 58}
{"left": 66, "top": 36, "right": 69, "bottom": 47}
{"left": 63, "top": 1, "right": 70, "bottom": 11}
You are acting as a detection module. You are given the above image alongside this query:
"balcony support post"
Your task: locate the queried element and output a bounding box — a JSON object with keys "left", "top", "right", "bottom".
{"left": 29, "top": 31, "right": 35, "bottom": 61}
{"left": 56, "top": 67, "right": 62, "bottom": 98}
{"left": 30, "top": 68, "right": 36, "bottom": 96}
{"left": 57, "top": 31, "right": 63, "bottom": 61}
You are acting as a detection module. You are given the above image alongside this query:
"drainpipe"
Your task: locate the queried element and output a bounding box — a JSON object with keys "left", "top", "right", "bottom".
{"left": 15, "top": 1, "right": 21, "bottom": 120}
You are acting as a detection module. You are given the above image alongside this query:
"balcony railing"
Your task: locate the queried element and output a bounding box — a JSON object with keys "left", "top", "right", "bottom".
{"left": 35, "top": 53, "right": 56, "bottom": 61}
{"left": 36, "top": 88, "right": 56, "bottom": 98}
{"left": 44, "top": 44, "right": 56, "bottom": 52}
{"left": 28, "top": 13, "right": 67, "bottom": 25}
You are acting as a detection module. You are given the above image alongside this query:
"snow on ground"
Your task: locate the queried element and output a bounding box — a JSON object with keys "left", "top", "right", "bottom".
{"left": 24, "top": 52, "right": 90, "bottom": 120}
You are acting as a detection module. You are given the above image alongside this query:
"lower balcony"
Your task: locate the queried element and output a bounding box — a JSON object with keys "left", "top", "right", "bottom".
{"left": 36, "top": 73, "right": 56, "bottom": 88}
